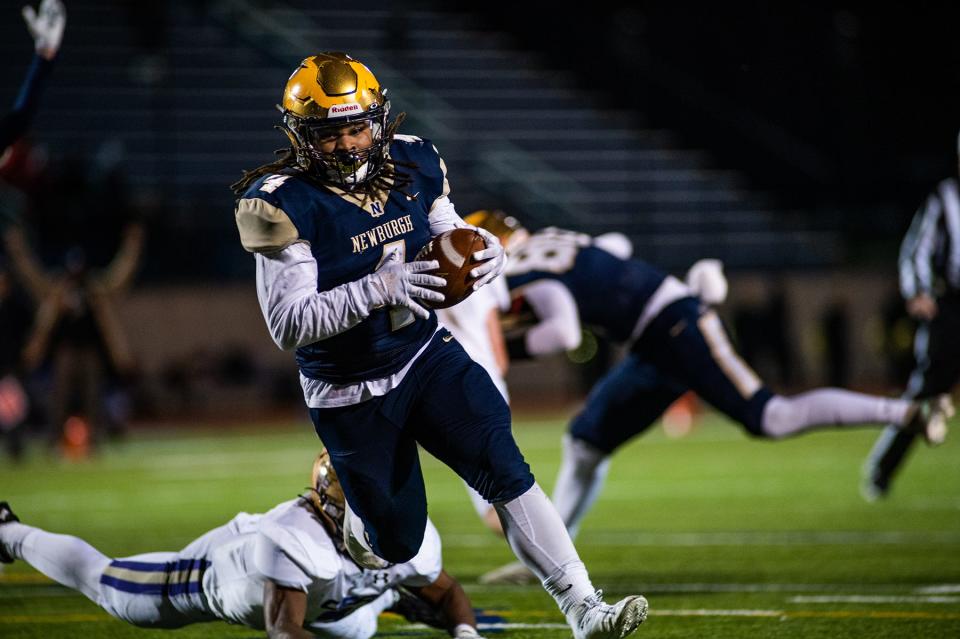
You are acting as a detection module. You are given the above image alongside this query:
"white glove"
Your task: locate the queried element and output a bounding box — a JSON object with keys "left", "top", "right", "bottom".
{"left": 686, "top": 258, "right": 728, "bottom": 306}
{"left": 357, "top": 251, "right": 445, "bottom": 320}
{"left": 453, "top": 624, "right": 486, "bottom": 639}
{"left": 22, "top": 0, "right": 66, "bottom": 59}
{"left": 469, "top": 227, "right": 506, "bottom": 290}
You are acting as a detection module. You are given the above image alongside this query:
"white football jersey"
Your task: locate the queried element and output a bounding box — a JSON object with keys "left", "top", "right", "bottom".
{"left": 437, "top": 275, "right": 510, "bottom": 400}
{"left": 202, "top": 499, "right": 442, "bottom": 629}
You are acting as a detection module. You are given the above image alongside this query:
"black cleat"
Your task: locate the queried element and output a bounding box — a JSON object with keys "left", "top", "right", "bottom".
{"left": 0, "top": 501, "right": 19, "bottom": 564}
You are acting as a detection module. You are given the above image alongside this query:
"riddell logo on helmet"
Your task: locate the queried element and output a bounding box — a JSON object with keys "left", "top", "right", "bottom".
{"left": 329, "top": 103, "right": 363, "bottom": 116}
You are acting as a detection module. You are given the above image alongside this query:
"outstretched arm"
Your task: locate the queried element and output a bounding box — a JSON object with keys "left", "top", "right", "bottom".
{"left": 506, "top": 279, "right": 582, "bottom": 359}
{"left": 2, "top": 226, "right": 53, "bottom": 302}
{"left": 22, "top": 0, "right": 66, "bottom": 61}
{"left": 406, "top": 570, "right": 482, "bottom": 638}
{"left": 263, "top": 580, "right": 315, "bottom": 639}
{"left": 1, "top": 0, "right": 65, "bottom": 151}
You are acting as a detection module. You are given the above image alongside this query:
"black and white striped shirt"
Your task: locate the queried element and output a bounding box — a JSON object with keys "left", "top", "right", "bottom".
{"left": 899, "top": 177, "right": 960, "bottom": 299}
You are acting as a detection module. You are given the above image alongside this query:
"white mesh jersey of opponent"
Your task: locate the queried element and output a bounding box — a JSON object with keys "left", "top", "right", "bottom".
{"left": 204, "top": 499, "right": 442, "bottom": 630}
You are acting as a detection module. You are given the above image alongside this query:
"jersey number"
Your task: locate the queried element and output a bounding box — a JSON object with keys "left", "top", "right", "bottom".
{"left": 506, "top": 228, "right": 588, "bottom": 275}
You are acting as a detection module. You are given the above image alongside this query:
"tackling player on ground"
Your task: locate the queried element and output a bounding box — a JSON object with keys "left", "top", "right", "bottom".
{"left": 0, "top": 451, "right": 483, "bottom": 639}
{"left": 231, "top": 53, "right": 647, "bottom": 637}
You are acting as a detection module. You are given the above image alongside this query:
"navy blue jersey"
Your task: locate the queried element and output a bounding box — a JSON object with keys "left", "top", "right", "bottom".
{"left": 505, "top": 228, "right": 668, "bottom": 342}
{"left": 239, "top": 137, "right": 448, "bottom": 383}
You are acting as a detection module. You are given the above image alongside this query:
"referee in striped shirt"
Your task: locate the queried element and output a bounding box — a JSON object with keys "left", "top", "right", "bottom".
{"left": 862, "top": 137, "right": 960, "bottom": 500}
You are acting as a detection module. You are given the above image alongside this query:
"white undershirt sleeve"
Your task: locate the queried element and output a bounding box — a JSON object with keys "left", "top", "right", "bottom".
{"left": 253, "top": 533, "right": 311, "bottom": 592}
{"left": 521, "top": 280, "right": 583, "bottom": 355}
{"left": 427, "top": 195, "right": 468, "bottom": 236}
{"left": 255, "top": 243, "right": 371, "bottom": 350}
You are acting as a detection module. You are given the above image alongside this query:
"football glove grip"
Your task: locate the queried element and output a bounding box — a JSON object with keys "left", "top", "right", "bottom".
{"left": 424, "top": 201, "right": 506, "bottom": 289}
{"left": 356, "top": 251, "right": 445, "bottom": 320}
{"left": 22, "top": 0, "right": 65, "bottom": 58}
{"left": 469, "top": 227, "right": 506, "bottom": 290}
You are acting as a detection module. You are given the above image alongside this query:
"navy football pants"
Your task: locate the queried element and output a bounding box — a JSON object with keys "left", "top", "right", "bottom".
{"left": 572, "top": 297, "right": 773, "bottom": 453}
{"left": 310, "top": 330, "right": 534, "bottom": 563}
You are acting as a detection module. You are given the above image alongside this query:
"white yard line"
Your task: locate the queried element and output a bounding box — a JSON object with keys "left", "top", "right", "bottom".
{"left": 916, "top": 584, "right": 960, "bottom": 594}
{"left": 789, "top": 595, "right": 960, "bottom": 604}
{"left": 444, "top": 529, "right": 960, "bottom": 547}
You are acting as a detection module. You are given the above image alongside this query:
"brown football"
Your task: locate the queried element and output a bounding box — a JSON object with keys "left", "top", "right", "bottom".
{"left": 415, "top": 228, "right": 488, "bottom": 309}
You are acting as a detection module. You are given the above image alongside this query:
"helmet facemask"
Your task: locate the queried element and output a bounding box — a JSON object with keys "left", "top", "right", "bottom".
{"left": 283, "top": 104, "right": 392, "bottom": 190}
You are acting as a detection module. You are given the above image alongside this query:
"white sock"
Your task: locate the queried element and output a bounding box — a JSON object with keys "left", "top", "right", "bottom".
{"left": 494, "top": 483, "right": 595, "bottom": 613}
{"left": 552, "top": 435, "right": 612, "bottom": 541}
{"left": 1, "top": 522, "right": 109, "bottom": 603}
{"left": 762, "top": 390, "right": 913, "bottom": 439}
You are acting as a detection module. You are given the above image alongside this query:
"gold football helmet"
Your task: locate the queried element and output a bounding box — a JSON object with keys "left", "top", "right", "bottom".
{"left": 308, "top": 449, "right": 346, "bottom": 527}
{"left": 464, "top": 210, "right": 529, "bottom": 253}
{"left": 279, "top": 52, "right": 391, "bottom": 188}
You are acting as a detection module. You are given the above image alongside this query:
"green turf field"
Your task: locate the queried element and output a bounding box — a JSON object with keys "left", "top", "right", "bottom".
{"left": 1, "top": 412, "right": 959, "bottom": 638}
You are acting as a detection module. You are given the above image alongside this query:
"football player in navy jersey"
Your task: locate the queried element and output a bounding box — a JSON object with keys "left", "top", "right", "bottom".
{"left": 231, "top": 54, "right": 647, "bottom": 639}
{"left": 468, "top": 212, "right": 953, "bottom": 553}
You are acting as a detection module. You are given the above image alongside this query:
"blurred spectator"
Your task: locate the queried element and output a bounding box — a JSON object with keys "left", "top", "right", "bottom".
{"left": 0, "top": 257, "right": 33, "bottom": 460}
{"left": 2, "top": 222, "right": 144, "bottom": 451}
{"left": 1, "top": 0, "right": 66, "bottom": 155}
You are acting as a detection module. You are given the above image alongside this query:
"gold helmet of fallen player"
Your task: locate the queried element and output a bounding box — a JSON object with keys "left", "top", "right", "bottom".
{"left": 464, "top": 210, "right": 530, "bottom": 254}
{"left": 279, "top": 52, "right": 391, "bottom": 189}
{"left": 309, "top": 449, "right": 346, "bottom": 527}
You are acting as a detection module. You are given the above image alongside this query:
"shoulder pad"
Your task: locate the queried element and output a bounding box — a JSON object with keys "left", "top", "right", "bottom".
{"left": 235, "top": 196, "right": 302, "bottom": 253}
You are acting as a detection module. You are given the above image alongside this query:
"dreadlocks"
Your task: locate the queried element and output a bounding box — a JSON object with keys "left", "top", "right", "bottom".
{"left": 230, "top": 113, "right": 415, "bottom": 202}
